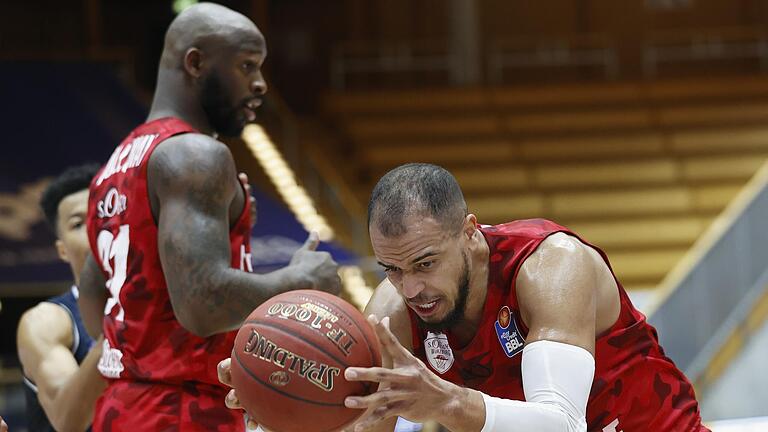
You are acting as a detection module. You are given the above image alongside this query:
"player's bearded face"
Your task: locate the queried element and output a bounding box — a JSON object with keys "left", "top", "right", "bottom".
{"left": 417, "top": 250, "right": 471, "bottom": 332}
{"left": 200, "top": 69, "right": 248, "bottom": 137}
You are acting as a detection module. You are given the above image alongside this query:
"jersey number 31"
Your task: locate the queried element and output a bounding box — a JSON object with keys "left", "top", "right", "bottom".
{"left": 97, "top": 225, "right": 129, "bottom": 321}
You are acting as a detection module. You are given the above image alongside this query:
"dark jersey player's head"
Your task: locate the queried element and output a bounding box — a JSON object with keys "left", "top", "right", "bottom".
{"left": 40, "top": 163, "right": 100, "bottom": 285}
{"left": 157, "top": 2, "right": 267, "bottom": 137}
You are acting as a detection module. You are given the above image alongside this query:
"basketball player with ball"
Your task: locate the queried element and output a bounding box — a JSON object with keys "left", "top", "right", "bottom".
{"left": 221, "top": 163, "right": 709, "bottom": 432}
{"left": 79, "top": 4, "right": 340, "bottom": 431}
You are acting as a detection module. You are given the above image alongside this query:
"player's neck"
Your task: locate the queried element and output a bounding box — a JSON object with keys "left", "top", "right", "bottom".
{"left": 147, "top": 71, "right": 215, "bottom": 136}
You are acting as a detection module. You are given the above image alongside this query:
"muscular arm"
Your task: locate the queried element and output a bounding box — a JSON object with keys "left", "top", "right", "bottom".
{"left": 516, "top": 232, "right": 599, "bottom": 353}
{"left": 17, "top": 303, "right": 106, "bottom": 432}
{"left": 150, "top": 135, "right": 330, "bottom": 337}
{"left": 79, "top": 253, "right": 107, "bottom": 338}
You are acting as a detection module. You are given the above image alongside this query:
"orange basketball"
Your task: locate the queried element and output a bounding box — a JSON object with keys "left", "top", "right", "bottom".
{"left": 230, "top": 290, "right": 381, "bottom": 432}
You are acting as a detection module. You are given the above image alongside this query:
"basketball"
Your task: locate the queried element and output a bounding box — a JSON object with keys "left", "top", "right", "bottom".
{"left": 230, "top": 290, "right": 382, "bottom": 432}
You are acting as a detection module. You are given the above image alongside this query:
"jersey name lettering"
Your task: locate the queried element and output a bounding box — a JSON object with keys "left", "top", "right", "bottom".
{"left": 96, "top": 134, "right": 158, "bottom": 186}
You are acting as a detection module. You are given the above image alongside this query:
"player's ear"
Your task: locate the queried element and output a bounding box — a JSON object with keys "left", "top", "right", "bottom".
{"left": 183, "top": 47, "right": 205, "bottom": 78}
{"left": 463, "top": 214, "right": 477, "bottom": 239}
{"left": 55, "top": 239, "right": 70, "bottom": 263}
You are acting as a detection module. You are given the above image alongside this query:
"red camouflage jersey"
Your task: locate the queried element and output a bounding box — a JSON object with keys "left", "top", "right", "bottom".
{"left": 408, "top": 219, "right": 708, "bottom": 432}
{"left": 87, "top": 117, "right": 251, "bottom": 431}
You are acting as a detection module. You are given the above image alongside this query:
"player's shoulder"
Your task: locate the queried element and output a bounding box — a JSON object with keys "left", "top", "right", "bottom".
{"left": 151, "top": 133, "right": 233, "bottom": 170}
{"left": 17, "top": 302, "right": 73, "bottom": 345}
{"left": 148, "top": 133, "right": 236, "bottom": 190}
{"left": 522, "top": 232, "right": 593, "bottom": 273}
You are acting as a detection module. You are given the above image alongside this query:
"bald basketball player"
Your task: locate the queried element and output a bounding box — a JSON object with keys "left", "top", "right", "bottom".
{"left": 220, "top": 163, "right": 709, "bottom": 432}
{"left": 79, "top": 3, "right": 340, "bottom": 431}
{"left": 18, "top": 164, "right": 105, "bottom": 432}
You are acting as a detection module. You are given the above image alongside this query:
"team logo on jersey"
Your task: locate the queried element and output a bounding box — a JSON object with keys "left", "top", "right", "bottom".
{"left": 495, "top": 306, "right": 525, "bottom": 358}
{"left": 97, "top": 187, "right": 128, "bottom": 218}
{"left": 424, "top": 332, "right": 454, "bottom": 374}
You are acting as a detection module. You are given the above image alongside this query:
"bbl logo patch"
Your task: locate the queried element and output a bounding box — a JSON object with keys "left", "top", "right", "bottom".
{"left": 495, "top": 306, "right": 525, "bottom": 358}
{"left": 424, "top": 332, "right": 454, "bottom": 374}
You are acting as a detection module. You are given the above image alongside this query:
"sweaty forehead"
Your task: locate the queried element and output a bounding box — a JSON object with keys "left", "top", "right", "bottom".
{"left": 371, "top": 217, "right": 452, "bottom": 264}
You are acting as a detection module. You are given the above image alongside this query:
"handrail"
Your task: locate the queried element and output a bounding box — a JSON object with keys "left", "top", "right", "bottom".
{"left": 646, "top": 159, "right": 768, "bottom": 378}
{"left": 646, "top": 160, "right": 768, "bottom": 317}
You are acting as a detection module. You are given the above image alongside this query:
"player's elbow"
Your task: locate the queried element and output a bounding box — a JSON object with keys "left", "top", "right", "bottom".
{"left": 166, "top": 270, "right": 234, "bottom": 337}
{"left": 175, "top": 308, "right": 221, "bottom": 338}
{"left": 48, "top": 406, "right": 91, "bottom": 432}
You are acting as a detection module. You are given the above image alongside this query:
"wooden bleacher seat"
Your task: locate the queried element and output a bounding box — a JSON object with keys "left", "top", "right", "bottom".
{"left": 361, "top": 139, "right": 515, "bottom": 166}
{"left": 453, "top": 167, "right": 529, "bottom": 191}
{"left": 324, "top": 87, "right": 490, "bottom": 114}
{"left": 682, "top": 155, "right": 768, "bottom": 182}
{"left": 468, "top": 194, "right": 545, "bottom": 221}
{"left": 659, "top": 102, "right": 768, "bottom": 127}
{"left": 519, "top": 133, "right": 666, "bottom": 161}
{"left": 670, "top": 127, "right": 768, "bottom": 155}
{"left": 505, "top": 108, "right": 653, "bottom": 134}
{"left": 566, "top": 216, "right": 713, "bottom": 250}
{"left": 533, "top": 159, "right": 678, "bottom": 189}
{"left": 345, "top": 115, "right": 500, "bottom": 140}
{"left": 607, "top": 248, "right": 689, "bottom": 286}
{"left": 550, "top": 186, "right": 693, "bottom": 218}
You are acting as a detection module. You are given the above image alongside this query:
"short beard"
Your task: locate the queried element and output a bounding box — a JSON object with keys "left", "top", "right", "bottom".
{"left": 418, "top": 252, "right": 470, "bottom": 333}
{"left": 200, "top": 71, "right": 243, "bottom": 137}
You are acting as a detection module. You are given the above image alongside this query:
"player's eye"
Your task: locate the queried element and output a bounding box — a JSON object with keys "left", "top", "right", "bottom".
{"left": 241, "top": 61, "right": 255, "bottom": 73}
{"left": 417, "top": 260, "right": 435, "bottom": 270}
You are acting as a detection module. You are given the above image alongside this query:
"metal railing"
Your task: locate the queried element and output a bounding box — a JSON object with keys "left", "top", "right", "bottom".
{"left": 487, "top": 34, "right": 619, "bottom": 84}
{"left": 331, "top": 40, "right": 456, "bottom": 90}
{"left": 647, "top": 160, "right": 768, "bottom": 380}
{"left": 643, "top": 27, "right": 768, "bottom": 77}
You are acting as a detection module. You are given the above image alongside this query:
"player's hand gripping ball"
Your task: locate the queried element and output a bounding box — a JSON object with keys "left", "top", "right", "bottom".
{"left": 230, "top": 290, "right": 381, "bottom": 432}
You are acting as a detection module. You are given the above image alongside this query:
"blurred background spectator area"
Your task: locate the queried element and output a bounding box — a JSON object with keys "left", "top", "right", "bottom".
{"left": 3, "top": 0, "right": 768, "bottom": 428}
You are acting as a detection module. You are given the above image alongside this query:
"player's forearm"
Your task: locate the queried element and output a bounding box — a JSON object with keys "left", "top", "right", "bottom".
{"left": 173, "top": 265, "right": 304, "bottom": 337}
{"left": 78, "top": 254, "right": 107, "bottom": 338}
{"left": 45, "top": 342, "right": 105, "bottom": 432}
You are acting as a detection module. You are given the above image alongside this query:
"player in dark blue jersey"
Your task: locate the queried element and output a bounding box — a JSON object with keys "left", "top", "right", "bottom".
{"left": 17, "top": 164, "right": 105, "bottom": 432}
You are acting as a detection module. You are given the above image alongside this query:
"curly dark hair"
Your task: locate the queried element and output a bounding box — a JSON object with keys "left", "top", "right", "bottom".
{"left": 40, "top": 163, "right": 100, "bottom": 234}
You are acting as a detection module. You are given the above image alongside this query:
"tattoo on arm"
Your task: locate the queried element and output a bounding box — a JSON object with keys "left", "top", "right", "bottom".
{"left": 152, "top": 135, "right": 294, "bottom": 336}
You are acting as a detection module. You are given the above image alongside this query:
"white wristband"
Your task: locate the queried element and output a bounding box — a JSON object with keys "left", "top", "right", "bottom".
{"left": 481, "top": 340, "right": 595, "bottom": 432}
